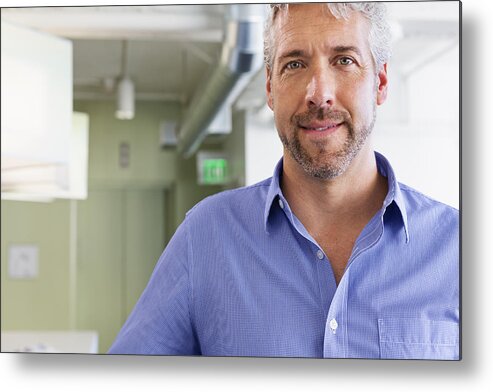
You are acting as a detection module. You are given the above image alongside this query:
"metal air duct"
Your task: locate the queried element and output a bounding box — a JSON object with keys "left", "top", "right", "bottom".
{"left": 177, "top": 4, "right": 265, "bottom": 158}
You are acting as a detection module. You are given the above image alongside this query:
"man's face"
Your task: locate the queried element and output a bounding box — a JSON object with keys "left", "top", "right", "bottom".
{"left": 266, "top": 4, "right": 388, "bottom": 179}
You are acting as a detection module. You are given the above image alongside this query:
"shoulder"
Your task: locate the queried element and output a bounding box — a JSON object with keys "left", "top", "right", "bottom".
{"left": 398, "top": 182, "right": 459, "bottom": 226}
{"left": 185, "top": 177, "right": 272, "bottom": 221}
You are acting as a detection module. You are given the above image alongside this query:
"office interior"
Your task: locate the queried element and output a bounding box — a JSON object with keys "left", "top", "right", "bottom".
{"left": 1, "top": 2, "right": 459, "bottom": 354}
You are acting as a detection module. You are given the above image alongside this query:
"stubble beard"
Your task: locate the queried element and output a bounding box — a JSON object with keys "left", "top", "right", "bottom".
{"left": 278, "top": 106, "right": 376, "bottom": 180}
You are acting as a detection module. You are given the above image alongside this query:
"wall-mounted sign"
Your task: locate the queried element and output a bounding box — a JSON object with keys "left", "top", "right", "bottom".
{"left": 197, "top": 152, "right": 230, "bottom": 185}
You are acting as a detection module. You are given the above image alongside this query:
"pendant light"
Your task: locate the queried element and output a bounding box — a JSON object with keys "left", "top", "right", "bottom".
{"left": 115, "top": 40, "right": 135, "bottom": 120}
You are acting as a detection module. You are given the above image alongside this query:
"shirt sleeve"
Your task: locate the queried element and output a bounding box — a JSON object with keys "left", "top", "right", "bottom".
{"left": 108, "top": 218, "right": 200, "bottom": 355}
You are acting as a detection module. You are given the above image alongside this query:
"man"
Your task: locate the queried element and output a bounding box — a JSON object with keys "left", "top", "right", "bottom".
{"left": 109, "top": 3, "right": 459, "bottom": 359}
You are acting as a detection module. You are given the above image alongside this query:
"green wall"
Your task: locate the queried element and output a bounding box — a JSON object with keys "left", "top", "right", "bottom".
{"left": 1, "top": 99, "right": 247, "bottom": 353}
{"left": 73, "top": 100, "right": 178, "bottom": 189}
{"left": 75, "top": 188, "right": 166, "bottom": 352}
{"left": 1, "top": 200, "right": 72, "bottom": 331}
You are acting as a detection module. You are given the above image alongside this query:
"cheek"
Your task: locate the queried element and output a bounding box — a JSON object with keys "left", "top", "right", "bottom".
{"left": 339, "top": 79, "right": 377, "bottom": 120}
{"left": 275, "top": 73, "right": 308, "bottom": 101}
{"left": 273, "top": 106, "right": 288, "bottom": 129}
{"left": 271, "top": 84, "right": 297, "bottom": 119}
{"left": 273, "top": 104, "right": 298, "bottom": 138}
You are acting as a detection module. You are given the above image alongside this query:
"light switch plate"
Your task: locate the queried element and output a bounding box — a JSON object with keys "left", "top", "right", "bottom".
{"left": 8, "top": 244, "right": 39, "bottom": 279}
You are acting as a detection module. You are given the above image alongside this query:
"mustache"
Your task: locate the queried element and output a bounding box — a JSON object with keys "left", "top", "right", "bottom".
{"left": 293, "top": 108, "right": 350, "bottom": 127}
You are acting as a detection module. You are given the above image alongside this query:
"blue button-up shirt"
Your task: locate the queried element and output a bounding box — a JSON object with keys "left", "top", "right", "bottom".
{"left": 109, "top": 152, "right": 459, "bottom": 359}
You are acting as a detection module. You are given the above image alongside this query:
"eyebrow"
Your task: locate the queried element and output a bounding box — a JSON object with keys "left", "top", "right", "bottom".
{"left": 276, "top": 45, "right": 364, "bottom": 64}
{"left": 333, "top": 45, "right": 363, "bottom": 57}
{"left": 277, "top": 49, "right": 306, "bottom": 63}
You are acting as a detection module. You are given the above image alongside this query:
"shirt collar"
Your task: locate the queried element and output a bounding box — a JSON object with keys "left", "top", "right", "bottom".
{"left": 263, "top": 152, "right": 410, "bottom": 243}
{"left": 264, "top": 158, "right": 285, "bottom": 232}
{"left": 375, "top": 151, "right": 410, "bottom": 243}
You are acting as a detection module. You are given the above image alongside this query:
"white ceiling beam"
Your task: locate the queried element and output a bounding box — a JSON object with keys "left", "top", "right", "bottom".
{"left": 1, "top": 8, "right": 224, "bottom": 42}
{"left": 73, "top": 90, "right": 183, "bottom": 102}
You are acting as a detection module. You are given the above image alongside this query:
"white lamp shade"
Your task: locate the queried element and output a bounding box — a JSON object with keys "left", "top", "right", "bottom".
{"left": 115, "top": 77, "right": 135, "bottom": 120}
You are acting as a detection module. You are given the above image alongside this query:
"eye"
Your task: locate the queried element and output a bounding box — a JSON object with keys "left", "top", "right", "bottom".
{"left": 285, "top": 60, "right": 304, "bottom": 71}
{"left": 337, "top": 57, "right": 355, "bottom": 66}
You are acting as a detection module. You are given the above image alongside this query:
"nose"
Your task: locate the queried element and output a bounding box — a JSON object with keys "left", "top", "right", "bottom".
{"left": 305, "top": 65, "right": 335, "bottom": 110}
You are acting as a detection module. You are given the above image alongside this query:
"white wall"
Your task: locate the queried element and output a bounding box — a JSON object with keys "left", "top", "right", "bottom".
{"left": 374, "top": 44, "right": 459, "bottom": 209}
{"left": 245, "top": 109, "right": 282, "bottom": 185}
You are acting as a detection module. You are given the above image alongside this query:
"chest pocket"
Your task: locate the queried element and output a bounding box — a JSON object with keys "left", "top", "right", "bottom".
{"left": 378, "top": 318, "right": 459, "bottom": 360}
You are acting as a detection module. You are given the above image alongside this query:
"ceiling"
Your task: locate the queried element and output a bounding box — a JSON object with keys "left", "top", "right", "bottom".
{"left": 1, "top": 3, "right": 459, "bottom": 109}
{"left": 1, "top": 4, "right": 234, "bottom": 104}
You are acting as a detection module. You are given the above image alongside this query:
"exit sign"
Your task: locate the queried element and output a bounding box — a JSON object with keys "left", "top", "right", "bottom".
{"left": 197, "top": 152, "right": 230, "bottom": 185}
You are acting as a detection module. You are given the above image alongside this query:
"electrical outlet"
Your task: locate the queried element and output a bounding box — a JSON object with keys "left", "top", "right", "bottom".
{"left": 8, "top": 244, "right": 39, "bottom": 279}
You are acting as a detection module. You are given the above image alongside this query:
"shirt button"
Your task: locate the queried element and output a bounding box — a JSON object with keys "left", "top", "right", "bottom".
{"left": 316, "top": 249, "right": 324, "bottom": 260}
{"left": 279, "top": 199, "right": 284, "bottom": 209}
{"left": 329, "top": 318, "right": 338, "bottom": 333}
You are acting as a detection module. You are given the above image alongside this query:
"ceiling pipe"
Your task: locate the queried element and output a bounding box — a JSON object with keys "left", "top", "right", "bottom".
{"left": 177, "top": 4, "right": 266, "bottom": 158}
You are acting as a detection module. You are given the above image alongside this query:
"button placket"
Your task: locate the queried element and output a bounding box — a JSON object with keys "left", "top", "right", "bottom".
{"left": 323, "top": 276, "right": 349, "bottom": 358}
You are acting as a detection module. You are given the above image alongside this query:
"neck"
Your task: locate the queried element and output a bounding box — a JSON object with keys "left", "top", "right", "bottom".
{"left": 281, "top": 145, "right": 388, "bottom": 233}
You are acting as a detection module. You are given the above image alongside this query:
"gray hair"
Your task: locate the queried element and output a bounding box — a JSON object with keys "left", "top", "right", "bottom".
{"left": 263, "top": 2, "right": 392, "bottom": 73}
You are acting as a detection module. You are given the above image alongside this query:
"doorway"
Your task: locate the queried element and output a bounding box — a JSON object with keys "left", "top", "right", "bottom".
{"left": 75, "top": 187, "right": 166, "bottom": 352}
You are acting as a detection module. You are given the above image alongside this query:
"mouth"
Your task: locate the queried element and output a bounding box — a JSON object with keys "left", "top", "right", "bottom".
{"left": 299, "top": 122, "right": 342, "bottom": 133}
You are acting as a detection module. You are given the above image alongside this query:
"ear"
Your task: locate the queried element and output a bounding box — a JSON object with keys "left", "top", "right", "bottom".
{"left": 266, "top": 67, "right": 274, "bottom": 110}
{"left": 376, "top": 63, "right": 388, "bottom": 106}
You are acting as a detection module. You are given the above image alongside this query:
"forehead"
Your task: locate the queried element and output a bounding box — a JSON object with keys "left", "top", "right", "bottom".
{"left": 272, "top": 4, "right": 371, "bottom": 58}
